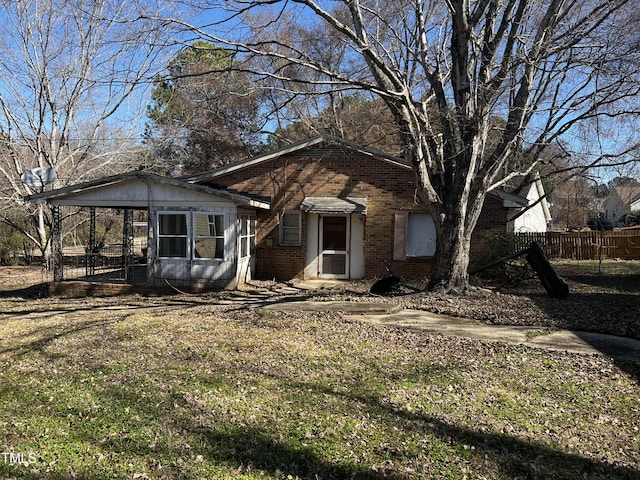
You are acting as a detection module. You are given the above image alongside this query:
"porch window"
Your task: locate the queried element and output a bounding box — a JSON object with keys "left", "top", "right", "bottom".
{"left": 279, "top": 211, "right": 301, "bottom": 246}
{"left": 157, "top": 212, "right": 225, "bottom": 259}
{"left": 158, "top": 213, "right": 188, "bottom": 257}
{"left": 193, "top": 213, "right": 224, "bottom": 259}
{"left": 239, "top": 214, "right": 256, "bottom": 258}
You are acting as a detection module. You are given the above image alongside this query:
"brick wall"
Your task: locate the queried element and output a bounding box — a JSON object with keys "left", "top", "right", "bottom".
{"left": 469, "top": 195, "right": 512, "bottom": 268}
{"left": 48, "top": 281, "right": 218, "bottom": 297}
{"left": 209, "top": 153, "right": 509, "bottom": 280}
{"left": 49, "top": 281, "right": 157, "bottom": 297}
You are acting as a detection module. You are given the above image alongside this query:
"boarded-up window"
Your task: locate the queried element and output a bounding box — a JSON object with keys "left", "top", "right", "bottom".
{"left": 407, "top": 213, "right": 436, "bottom": 257}
{"left": 394, "top": 212, "right": 436, "bottom": 259}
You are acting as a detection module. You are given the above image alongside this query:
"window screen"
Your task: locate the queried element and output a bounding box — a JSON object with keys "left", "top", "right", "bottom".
{"left": 279, "top": 212, "right": 301, "bottom": 246}
{"left": 158, "top": 214, "right": 188, "bottom": 257}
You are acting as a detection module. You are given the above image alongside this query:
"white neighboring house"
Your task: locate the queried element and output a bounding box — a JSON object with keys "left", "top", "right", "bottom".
{"left": 603, "top": 185, "right": 640, "bottom": 226}
{"left": 507, "top": 173, "right": 552, "bottom": 233}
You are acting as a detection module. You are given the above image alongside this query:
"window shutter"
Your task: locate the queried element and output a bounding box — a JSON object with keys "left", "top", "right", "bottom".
{"left": 393, "top": 212, "right": 408, "bottom": 260}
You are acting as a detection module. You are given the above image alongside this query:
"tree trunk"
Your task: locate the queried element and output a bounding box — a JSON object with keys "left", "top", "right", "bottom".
{"left": 402, "top": 127, "right": 487, "bottom": 293}
{"left": 36, "top": 203, "right": 50, "bottom": 258}
{"left": 428, "top": 208, "right": 473, "bottom": 293}
{"left": 427, "top": 177, "right": 488, "bottom": 292}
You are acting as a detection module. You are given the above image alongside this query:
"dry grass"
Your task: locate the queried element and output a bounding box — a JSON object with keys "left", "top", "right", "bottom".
{"left": 1, "top": 264, "right": 639, "bottom": 479}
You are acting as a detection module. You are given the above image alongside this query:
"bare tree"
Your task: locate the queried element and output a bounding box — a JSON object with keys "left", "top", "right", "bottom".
{"left": 0, "top": 0, "right": 172, "bottom": 256}
{"left": 169, "top": 0, "right": 640, "bottom": 291}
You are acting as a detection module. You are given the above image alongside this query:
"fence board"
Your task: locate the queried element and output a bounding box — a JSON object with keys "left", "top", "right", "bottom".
{"left": 515, "top": 231, "right": 640, "bottom": 260}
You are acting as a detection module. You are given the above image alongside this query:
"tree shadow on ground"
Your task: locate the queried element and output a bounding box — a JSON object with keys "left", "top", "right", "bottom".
{"left": 183, "top": 421, "right": 640, "bottom": 480}
{"left": 2, "top": 306, "right": 639, "bottom": 480}
{"left": 175, "top": 379, "right": 640, "bottom": 480}
{"left": 522, "top": 286, "right": 640, "bottom": 383}
{"left": 547, "top": 269, "right": 640, "bottom": 337}
{"left": 0, "top": 282, "right": 50, "bottom": 298}
{"left": 0, "top": 299, "right": 209, "bottom": 359}
{"left": 193, "top": 425, "right": 411, "bottom": 480}
{"left": 524, "top": 290, "right": 640, "bottom": 340}
{"left": 564, "top": 273, "right": 640, "bottom": 294}
{"left": 0, "top": 317, "right": 122, "bottom": 356}
{"left": 296, "top": 378, "right": 640, "bottom": 480}
{"left": 8, "top": 412, "right": 640, "bottom": 479}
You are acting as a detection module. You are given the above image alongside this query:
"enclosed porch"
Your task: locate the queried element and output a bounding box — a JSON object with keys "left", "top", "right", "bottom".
{"left": 27, "top": 172, "right": 270, "bottom": 294}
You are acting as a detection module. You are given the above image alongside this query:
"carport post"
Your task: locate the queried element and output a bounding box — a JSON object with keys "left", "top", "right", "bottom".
{"left": 52, "top": 205, "right": 63, "bottom": 282}
{"left": 87, "top": 207, "right": 96, "bottom": 276}
{"left": 123, "top": 208, "right": 133, "bottom": 283}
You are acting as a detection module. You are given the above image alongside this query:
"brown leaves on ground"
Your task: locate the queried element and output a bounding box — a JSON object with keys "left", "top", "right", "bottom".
{"left": 1, "top": 265, "right": 639, "bottom": 479}
{"left": 300, "top": 271, "right": 640, "bottom": 340}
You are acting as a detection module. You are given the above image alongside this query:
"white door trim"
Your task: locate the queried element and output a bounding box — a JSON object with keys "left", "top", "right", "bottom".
{"left": 318, "top": 215, "right": 350, "bottom": 279}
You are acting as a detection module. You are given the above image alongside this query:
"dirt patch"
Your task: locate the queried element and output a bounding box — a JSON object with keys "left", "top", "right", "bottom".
{"left": 0, "top": 265, "right": 49, "bottom": 299}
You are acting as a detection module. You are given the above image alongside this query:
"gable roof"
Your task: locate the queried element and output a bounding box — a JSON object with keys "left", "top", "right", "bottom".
{"left": 184, "top": 134, "right": 527, "bottom": 207}
{"left": 25, "top": 136, "right": 528, "bottom": 210}
{"left": 507, "top": 171, "right": 551, "bottom": 216}
{"left": 490, "top": 189, "right": 529, "bottom": 208}
{"left": 182, "top": 135, "right": 411, "bottom": 184}
{"left": 25, "top": 171, "right": 270, "bottom": 209}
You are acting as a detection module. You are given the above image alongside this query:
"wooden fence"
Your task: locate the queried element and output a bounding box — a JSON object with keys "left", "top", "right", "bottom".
{"left": 514, "top": 231, "right": 640, "bottom": 260}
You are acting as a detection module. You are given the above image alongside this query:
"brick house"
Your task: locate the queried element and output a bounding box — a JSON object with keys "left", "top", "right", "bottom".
{"left": 185, "top": 135, "right": 527, "bottom": 280}
{"left": 28, "top": 135, "right": 527, "bottom": 290}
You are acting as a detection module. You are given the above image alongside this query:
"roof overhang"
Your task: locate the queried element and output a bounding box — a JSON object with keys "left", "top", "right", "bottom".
{"left": 25, "top": 171, "right": 271, "bottom": 210}
{"left": 488, "top": 189, "right": 528, "bottom": 208}
{"left": 300, "top": 197, "right": 368, "bottom": 214}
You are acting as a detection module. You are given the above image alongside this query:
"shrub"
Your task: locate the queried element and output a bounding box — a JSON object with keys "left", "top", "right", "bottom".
{"left": 625, "top": 210, "right": 640, "bottom": 227}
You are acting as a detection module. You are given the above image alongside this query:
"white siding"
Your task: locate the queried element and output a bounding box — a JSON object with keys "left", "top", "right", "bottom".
{"left": 50, "top": 178, "right": 230, "bottom": 208}
{"left": 148, "top": 205, "right": 240, "bottom": 289}
{"left": 512, "top": 182, "right": 549, "bottom": 233}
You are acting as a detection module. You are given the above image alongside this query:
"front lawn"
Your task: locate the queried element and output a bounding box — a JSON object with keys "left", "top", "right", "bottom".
{"left": 0, "top": 291, "right": 638, "bottom": 479}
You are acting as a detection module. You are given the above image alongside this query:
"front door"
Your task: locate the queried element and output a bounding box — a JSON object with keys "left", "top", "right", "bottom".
{"left": 319, "top": 215, "right": 349, "bottom": 279}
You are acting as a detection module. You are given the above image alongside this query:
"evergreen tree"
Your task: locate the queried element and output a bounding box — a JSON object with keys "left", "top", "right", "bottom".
{"left": 146, "top": 41, "right": 263, "bottom": 174}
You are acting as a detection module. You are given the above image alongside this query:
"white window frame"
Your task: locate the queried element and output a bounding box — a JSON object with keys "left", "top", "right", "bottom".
{"left": 239, "top": 214, "right": 256, "bottom": 258}
{"left": 158, "top": 212, "right": 188, "bottom": 258}
{"left": 279, "top": 211, "right": 301, "bottom": 246}
{"left": 157, "top": 211, "right": 226, "bottom": 260}
{"left": 193, "top": 213, "right": 225, "bottom": 259}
